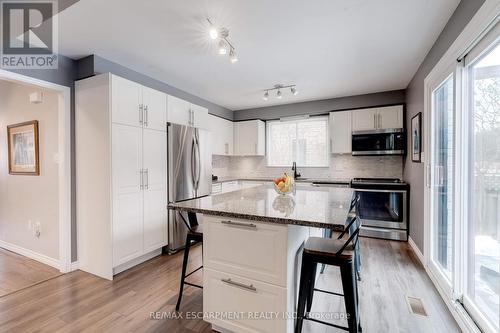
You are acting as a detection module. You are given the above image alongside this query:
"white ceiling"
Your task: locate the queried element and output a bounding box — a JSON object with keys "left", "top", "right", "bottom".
{"left": 58, "top": 0, "right": 460, "bottom": 110}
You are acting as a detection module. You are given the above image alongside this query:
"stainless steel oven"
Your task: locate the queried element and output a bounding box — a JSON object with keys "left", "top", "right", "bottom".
{"left": 351, "top": 178, "right": 409, "bottom": 241}
{"left": 351, "top": 129, "right": 405, "bottom": 155}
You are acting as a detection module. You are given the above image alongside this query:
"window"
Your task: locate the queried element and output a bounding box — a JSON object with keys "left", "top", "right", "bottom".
{"left": 266, "top": 116, "right": 328, "bottom": 167}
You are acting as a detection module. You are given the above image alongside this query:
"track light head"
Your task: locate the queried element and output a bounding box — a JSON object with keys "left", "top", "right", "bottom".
{"left": 276, "top": 90, "right": 282, "bottom": 99}
{"left": 291, "top": 87, "right": 298, "bottom": 95}
{"left": 218, "top": 40, "right": 227, "bottom": 55}
{"left": 229, "top": 48, "right": 238, "bottom": 63}
{"left": 209, "top": 27, "right": 218, "bottom": 40}
{"left": 263, "top": 91, "right": 269, "bottom": 101}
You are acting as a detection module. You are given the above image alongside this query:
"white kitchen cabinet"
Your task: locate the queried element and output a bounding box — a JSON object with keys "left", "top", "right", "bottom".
{"left": 190, "top": 103, "right": 209, "bottom": 128}
{"left": 377, "top": 105, "right": 403, "bottom": 129}
{"left": 142, "top": 129, "right": 167, "bottom": 252}
{"left": 234, "top": 120, "right": 265, "bottom": 156}
{"left": 167, "top": 95, "right": 209, "bottom": 128}
{"left": 142, "top": 86, "right": 167, "bottom": 131}
{"left": 111, "top": 75, "right": 167, "bottom": 131}
{"left": 207, "top": 114, "right": 234, "bottom": 155}
{"left": 352, "top": 105, "right": 403, "bottom": 131}
{"left": 329, "top": 111, "right": 352, "bottom": 154}
{"left": 76, "top": 73, "right": 168, "bottom": 280}
{"left": 352, "top": 107, "right": 379, "bottom": 131}
{"left": 112, "top": 124, "right": 144, "bottom": 266}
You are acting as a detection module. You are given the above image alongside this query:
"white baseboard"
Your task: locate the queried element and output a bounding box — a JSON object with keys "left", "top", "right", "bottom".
{"left": 408, "top": 236, "right": 425, "bottom": 266}
{"left": 0, "top": 240, "right": 60, "bottom": 270}
{"left": 113, "top": 248, "right": 162, "bottom": 275}
{"left": 70, "top": 260, "right": 79, "bottom": 271}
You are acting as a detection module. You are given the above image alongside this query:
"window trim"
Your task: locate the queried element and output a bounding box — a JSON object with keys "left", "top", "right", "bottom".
{"left": 265, "top": 116, "right": 329, "bottom": 168}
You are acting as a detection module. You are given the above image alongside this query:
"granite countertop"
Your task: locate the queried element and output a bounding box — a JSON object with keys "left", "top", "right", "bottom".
{"left": 212, "top": 177, "right": 351, "bottom": 185}
{"left": 168, "top": 183, "right": 354, "bottom": 230}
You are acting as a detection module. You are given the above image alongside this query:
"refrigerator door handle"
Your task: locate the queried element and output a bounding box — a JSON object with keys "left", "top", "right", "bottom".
{"left": 191, "top": 136, "right": 197, "bottom": 190}
{"left": 195, "top": 137, "right": 201, "bottom": 190}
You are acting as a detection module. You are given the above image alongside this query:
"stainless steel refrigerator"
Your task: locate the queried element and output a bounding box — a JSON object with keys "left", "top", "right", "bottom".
{"left": 167, "top": 123, "right": 212, "bottom": 253}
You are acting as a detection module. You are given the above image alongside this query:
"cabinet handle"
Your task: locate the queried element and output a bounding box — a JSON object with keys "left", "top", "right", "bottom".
{"left": 254, "top": 143, "right": 258, "bottom": 154}
{"left": 221, "top": 278, "right": 257, "bottom": 292}
{"left": 144, "top": 105, "right": 149, "bottom": 127}
{"left": 139, "top": 104, "right": 144, "bottom": 125}
{"left": 145, "top": 168, "right": 149, "bottom": 189}
{"left": 373, "top": 113, "right": 376, "bottom": 129}
{"left": 378, "top": 113, "right": 381, "bottom": 129}
{"left": 221, "top": 220, "right": 257, "bottom": 229}
{"left": 225, "top": 142, "right": 229, "bottom": 154}
{"left": 140, "top": 169, "right": 144, "bottom": 189}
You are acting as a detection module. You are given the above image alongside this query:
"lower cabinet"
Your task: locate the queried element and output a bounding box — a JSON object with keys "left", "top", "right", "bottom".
{"left": 203, "top": 215, "right": 308, "bottom": 333}
{"left": 204, "top": 268, "right": 287, "bottom": 333}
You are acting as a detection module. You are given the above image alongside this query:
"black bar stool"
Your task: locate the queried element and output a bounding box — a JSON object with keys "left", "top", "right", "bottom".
{"left": 295, "top": 214, "right": 363, "bottom": 333}
{"left": 175, "top": 211, "right": 203, "bottom": 311}
{"left": 320, "top": 194, "right": 361, "bottom": 281}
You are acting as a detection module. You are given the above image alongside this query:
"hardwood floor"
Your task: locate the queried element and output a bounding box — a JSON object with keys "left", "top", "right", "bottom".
{"left": 0, "top": 239, "right": 459, "bottom": 332}
{"left": 0, "top": 248, "right": 62, "bottom": 297}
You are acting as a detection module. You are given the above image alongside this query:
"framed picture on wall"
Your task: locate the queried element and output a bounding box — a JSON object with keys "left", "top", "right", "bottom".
{"left": 411, "top": 113, "right": 422, "bottom": 162}
{"left": 7, "top": 120, "right": 40, "bottom": 175}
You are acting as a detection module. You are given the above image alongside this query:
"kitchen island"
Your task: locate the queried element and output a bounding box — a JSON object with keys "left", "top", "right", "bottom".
{"left": 168, "top": 184, "right": 354, "bottom": 333}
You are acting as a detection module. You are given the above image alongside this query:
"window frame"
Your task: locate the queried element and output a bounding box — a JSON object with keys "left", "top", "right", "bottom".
{"left": 265, "top": 116, "right": 329, "bottom": 168}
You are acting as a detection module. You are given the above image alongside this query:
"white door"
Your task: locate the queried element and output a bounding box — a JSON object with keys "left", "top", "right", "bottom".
{"left": 329, "top": 111, "right": 352, "bottom": 154}
{"left": 112, "top": 124, "right": 143, "bottom": 266}
{"left": 352, "top": 108, "right": 378, "bottom": 131}
{"left": 191, "top": 103, "right": 209, "bottom": 128}
{"left": 142, "top": 86, "right": 167, "bottom": 131}
{"left": 142, "top": 129, "right": 167, "bottom": 252}
{"left": 378, "top": 105, "right": 403, "bottom": 129}
{"left": 167, "top": 95, "right": 191, "bottom": 126}
{"left": 111, "top": 75, "right": 142, "bottom": 127}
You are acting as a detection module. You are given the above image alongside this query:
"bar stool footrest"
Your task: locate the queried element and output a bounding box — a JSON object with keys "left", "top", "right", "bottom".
{"left": 185, "top": 265, "right": 203, "bottom": 278}
{"left": 313, "top": 288, "right": 344, "bottom": 297}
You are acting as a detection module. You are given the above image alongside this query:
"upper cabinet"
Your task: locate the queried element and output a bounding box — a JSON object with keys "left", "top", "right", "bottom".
{"left": 329, "top": 111, "right": 352, "bottom": 154}
{"left": 111, "top": 75, "right": 167, "bottom": 131}
{"left": 377, "top": 105, "right": 403, "bottom": 129}
{"left": 352, "top": 105, "right": 403, "bottom": 131}
{"left": 234, "top": 120, "right": 265, "bottom": 156}
{"left": 207, "top": 114, "right": 234, "bottom": 155}
{"left": 167, "top": 95, "right": 209, "bottom": 128}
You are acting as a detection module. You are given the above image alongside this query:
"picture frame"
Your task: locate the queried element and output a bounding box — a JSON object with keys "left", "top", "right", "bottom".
{"left": 411, "top": 112, "right": 422, "bottom": 162}
{"left": 7, "top": 120, "right": 40, "bottom": 175}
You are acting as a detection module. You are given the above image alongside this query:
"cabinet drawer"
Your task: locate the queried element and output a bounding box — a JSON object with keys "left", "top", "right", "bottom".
{"left": 204, "top": 216, "right": 287, "bottom": 286}
{"left": 221, "top": 180, "right": 239, "bottom": 193}
{"left": 203, "top": 268, "right": 287, "bottom": 333}
{"left": 211, "top": 183, "right": 222, "bottom": 194}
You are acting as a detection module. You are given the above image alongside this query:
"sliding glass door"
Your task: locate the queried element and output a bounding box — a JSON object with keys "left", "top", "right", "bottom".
{"left": 428, "top": 73, "right": 455, "bottom": 294}
{"left": 463, "top": 24, "right": 500, "bottom": 333}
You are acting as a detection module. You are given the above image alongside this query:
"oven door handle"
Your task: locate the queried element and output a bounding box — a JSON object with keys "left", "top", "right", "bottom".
{"left": 353, "top": 188, "right": 407, "bottom": 193}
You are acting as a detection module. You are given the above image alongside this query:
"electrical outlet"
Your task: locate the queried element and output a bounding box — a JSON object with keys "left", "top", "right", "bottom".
{"left": 34, "top": 222, "right": 41, "bottom": 238}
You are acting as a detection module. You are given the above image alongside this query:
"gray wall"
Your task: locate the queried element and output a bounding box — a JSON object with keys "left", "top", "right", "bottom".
{"left": 233, "top": 90, "right": 406, "bottom": 120}
{"left": 404, "top": 0, "right": 485, "bottom": 253}
{"left": 78, "top": 55, "right": 233, "bottom": 121}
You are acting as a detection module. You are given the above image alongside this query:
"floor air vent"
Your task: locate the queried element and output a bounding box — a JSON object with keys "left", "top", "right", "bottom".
{"left": 406, "top": 296, "right": 428, "bottom": 316}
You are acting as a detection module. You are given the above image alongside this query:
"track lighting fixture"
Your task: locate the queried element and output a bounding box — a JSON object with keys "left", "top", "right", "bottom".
{"left": 262, "top": 84, "right": 298, "bottom": 101}
{"left": 263, "top": 91, "right": 269, "bottom": 101}
{"left": 207, "top": 18, "right": 238, "bottom": 64}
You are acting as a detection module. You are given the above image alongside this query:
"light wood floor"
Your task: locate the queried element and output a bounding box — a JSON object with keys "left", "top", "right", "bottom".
{"left": 0, "top": 238, "right": 459, "bottom": 332}
{"left": 0, "top": 248, "right": 62, "bottom": 297}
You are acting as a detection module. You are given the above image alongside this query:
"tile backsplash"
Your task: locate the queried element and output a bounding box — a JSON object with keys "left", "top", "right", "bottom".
{"left": 213, "top": 154, "right": 404, "bottom": 180}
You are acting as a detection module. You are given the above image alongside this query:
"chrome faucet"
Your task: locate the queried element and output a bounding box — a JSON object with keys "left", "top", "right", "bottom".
{"left": 292, "top": 161, "right": 301, "bottom": 180}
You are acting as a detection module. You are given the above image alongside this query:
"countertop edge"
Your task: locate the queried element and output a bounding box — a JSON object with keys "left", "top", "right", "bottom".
{"left": 168, "top": 205, "right": 346, "bottom": 231}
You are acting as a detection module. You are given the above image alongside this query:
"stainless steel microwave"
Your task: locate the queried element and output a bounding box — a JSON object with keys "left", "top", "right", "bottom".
{"left": 351, "top": 129, "right": 405, "bottom": 155}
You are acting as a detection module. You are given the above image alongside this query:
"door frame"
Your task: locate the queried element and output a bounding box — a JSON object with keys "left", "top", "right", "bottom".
{"left": 0, "top": 69, "right": 72, "bottom": 273}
